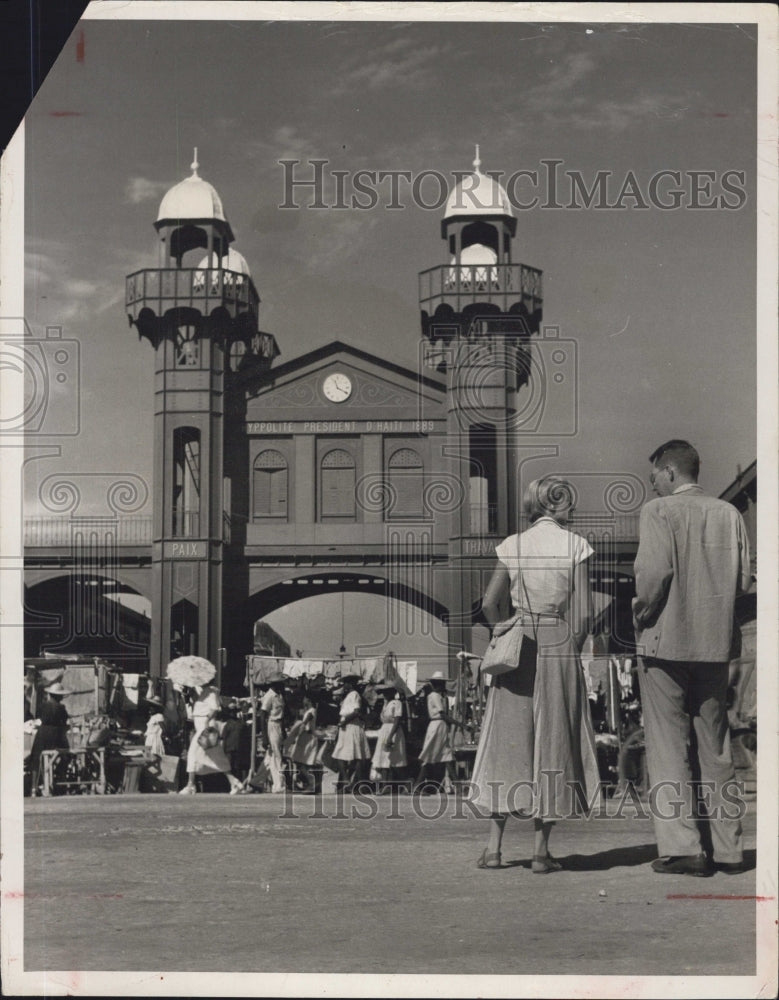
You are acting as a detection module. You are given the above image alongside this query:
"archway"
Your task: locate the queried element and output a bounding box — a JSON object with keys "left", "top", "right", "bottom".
{"left": 24, "top": 574, "right": 151, "bottom": 668}
{"left": 235, "top": 573, "right": 451, "bottom": 687}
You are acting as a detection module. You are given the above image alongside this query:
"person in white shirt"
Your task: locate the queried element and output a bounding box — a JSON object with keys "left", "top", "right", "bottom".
{"left": 259, "top": 673, "right": 287, "bottom": 793}
{"left": 332, "top": 675, "right": 370, "bottom": 790}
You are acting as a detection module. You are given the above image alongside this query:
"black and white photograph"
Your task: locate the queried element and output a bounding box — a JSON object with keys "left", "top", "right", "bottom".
{"left": 1, "top": 2, "right": 776, "bottom": 997}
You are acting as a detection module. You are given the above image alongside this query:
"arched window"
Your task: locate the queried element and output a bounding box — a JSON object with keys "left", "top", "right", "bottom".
{"left": 388, "top": 448, "right": 424, "bottom": 519}
{"left": 320, "top": 449, "right": 355, "bottom": 519}
{"left": 175, "top": 325, "right": 199, "bottom": 367}
{"left": 253, "top": 449, "right": 288, "bottom": 519}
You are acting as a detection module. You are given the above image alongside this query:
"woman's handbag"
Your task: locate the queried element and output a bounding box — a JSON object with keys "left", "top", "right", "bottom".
{"left": 480, "top": 570, "right": 536, "bottom": 676}
{"left": 481, "top": 614, "right": 524, "bottom": 676}
{"left": 197, "top": 726, "right": 220, "bottom": 750}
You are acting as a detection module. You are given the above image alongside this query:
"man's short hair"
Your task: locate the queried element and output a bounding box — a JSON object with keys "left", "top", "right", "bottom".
{"left": 649, "top": 439, "right": 700, "bottom": 479}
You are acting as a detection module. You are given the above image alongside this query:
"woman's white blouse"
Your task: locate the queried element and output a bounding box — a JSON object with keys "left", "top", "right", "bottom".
{"left": 340, "top": 690, "right": 362, "bottom": 720}
{"left": 495, "top": 517, "right": 593, "bottom": 615}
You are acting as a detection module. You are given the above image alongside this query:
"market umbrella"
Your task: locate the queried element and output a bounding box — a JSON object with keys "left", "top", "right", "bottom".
{"left": 166, "top": 656, "right": 216, "bottom": 688}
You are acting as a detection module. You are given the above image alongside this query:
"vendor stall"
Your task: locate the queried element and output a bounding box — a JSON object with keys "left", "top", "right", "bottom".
{"left": 24, "top": 656, "right": 188, "bottom": 796}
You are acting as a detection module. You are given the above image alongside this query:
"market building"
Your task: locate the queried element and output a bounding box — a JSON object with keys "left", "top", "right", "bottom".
{"left": 25, "top": 150, "right": 643, "bottom": 688}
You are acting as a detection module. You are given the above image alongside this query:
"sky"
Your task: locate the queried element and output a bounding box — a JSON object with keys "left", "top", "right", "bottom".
{"left": 20, "top": 13, "right": 759, "bottom": 663}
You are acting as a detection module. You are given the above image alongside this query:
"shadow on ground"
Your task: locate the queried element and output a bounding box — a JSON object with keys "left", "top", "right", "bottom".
{"left": 506, "top": 843, "right": 657, "bottom": 871}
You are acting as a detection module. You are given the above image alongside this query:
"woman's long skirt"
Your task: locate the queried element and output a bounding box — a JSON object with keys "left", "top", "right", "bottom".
{"left": 372, "top": 723, "right": 407, "bottom": 768}
{"left": 418, "top": 718, "right": 454, "bottom": 764}
{"left": 470, "top": 619, "right": 600, "bottom": 818}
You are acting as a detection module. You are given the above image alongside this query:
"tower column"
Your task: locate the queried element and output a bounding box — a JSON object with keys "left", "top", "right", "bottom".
{"left": 421, "top": 151, "right": 543, "bottom": 674}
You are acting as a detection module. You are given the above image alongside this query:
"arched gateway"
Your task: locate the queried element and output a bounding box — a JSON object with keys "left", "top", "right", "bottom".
{"left": 123, "top": 147, "right": 635, "bottom": 688}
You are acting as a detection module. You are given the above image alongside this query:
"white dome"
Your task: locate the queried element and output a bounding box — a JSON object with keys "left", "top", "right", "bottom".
{"left": 444, "top": 170, "right": 513, "bottom": 220}
{"left": 454, "top": 243, "right": 498, "bottom": 266}
{"left": 157, "top": 154, "right": 226, "bottom": 223}
{"left": 197, "top": 248, "right": 251, "bottom": 277}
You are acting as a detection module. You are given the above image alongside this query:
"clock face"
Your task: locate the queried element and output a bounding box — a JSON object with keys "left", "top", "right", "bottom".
{"left": 323, "top": 372, "right": 353, "bottom": 402}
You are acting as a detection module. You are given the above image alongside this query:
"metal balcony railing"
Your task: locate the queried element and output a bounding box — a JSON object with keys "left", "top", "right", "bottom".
{"left": 419, "top": 263, "right": 543, "bottom": 315}
{"left": 24, "top": 517, "right": 154, "bottom": 547}
{"left": 461, "top": 512, "right": 640, "bottom": 542}
{"left": 24, "top": 511, "right": 640, "bottom": 548}
{"left": 518, "top": 513, "right": 640, "bottom": 542}
{"left": 24, "top": 511, "right": 241, "bottom": 547}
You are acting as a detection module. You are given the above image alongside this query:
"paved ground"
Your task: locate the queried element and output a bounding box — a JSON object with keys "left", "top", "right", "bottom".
{"left": 23, "top": 791, "right": 759, "bottom": 978}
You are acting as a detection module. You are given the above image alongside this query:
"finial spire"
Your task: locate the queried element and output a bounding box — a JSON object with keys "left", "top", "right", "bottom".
{"left": 190, "top": 147, "right": 199, "bottom": 177}
{"left": 473, "top": 144, "right": 481, "bottom": 173}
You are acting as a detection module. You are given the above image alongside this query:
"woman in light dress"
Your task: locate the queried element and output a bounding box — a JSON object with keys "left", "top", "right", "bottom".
{"left": 471, "top": 476, "right": 600, "bottom": 872}
{"left": 414, "top": 672, "right": 462, "bottom": 794}
{"left": 284, "top": 693, "right": 319, "bottom": 793}
{"left": 332, "top": 675, "right": 370, "bottom": 790}
{"left": 179, "top": 684, "right": 246, "bottom": 795}
{"left": 371, "top": 683, "right": 407, "bottom": 791}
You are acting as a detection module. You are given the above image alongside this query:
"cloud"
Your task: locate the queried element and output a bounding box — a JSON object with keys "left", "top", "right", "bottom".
{"left": 330, "top": 36, "right": 449, "bottom": 96}
{"left": 124, "top": 176, "right": 169, "bottom": 204}
{"left": 245, "top": 124, "right": 320, "bottom": 166}
{"left": 24, "top": 239, "right": 149, "bottom": 325}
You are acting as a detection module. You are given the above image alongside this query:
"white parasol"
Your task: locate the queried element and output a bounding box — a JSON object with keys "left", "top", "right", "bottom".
{"left": 165, "top": 656, "right": 216, "bottom": 688}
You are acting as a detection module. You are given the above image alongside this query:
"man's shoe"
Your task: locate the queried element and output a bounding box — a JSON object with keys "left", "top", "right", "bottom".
{"left": 651, "top": 854, "right": 714, "bottom": 877}
{"left": 715, "top": 860, "right": 748, "bottom": 875}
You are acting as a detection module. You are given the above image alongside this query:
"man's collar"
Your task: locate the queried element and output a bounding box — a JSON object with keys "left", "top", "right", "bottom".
{"left": 672, "top": 483, "right": 703, "bottom": 494}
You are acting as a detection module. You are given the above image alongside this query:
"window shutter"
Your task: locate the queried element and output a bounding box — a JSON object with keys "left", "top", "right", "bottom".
{"left": 321, "top": 449, "right": 355, "bottom": 518}
{"left": 253, "top": 450, "right": 288, "bottom": 519}
{"left": 388, "top": 448, "right": 423, "bottom": 518}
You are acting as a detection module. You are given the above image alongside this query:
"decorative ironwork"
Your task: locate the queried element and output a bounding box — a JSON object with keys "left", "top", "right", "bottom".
{"left": 254, "top": 449, "right": 287, "bottom": 469}
{"left": 321, "top": 449, "right": 354, "bottom": 469}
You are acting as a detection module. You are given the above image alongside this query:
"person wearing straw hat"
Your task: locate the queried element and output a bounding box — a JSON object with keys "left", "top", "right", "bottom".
{"left": 179, "top": 682, "right": 246, "bottom": 795}
{"left": 414, "top": 672, "right": 462, "bottom": 794}
{"left": 259, "top": 673, "right": 288, "bottom": 793}
{"left": 332, "top": 674, "right": 370, "bottom": 790}
{"left": 371, "top": 682, "right": 407, "bottom": 792}
{"left": 29, "top": 680, "right": 72, "bottom": 795}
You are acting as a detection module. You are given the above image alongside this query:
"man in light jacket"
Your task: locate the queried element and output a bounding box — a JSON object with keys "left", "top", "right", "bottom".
{"left": 633, "top": 440, "right": 751, "bottom": 877}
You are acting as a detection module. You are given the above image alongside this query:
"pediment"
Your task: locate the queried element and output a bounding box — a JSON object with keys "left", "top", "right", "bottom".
{"left": 244, "top": 342, "right": 444, "bottom": 424}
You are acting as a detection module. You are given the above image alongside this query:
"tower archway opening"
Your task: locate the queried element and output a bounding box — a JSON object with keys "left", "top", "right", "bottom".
{"left": 24, "top": 574, "right": 150, "bottom": 666}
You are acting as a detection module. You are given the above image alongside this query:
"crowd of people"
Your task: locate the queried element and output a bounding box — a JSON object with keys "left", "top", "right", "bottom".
{"left": 25, "top": 440, "right": 753, "bottom": 880}
{"left": 167, "top": 668, "right": 468, "bottom": 796}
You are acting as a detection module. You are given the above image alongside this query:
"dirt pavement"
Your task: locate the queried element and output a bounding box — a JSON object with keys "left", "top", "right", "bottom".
{"left": 23, "top": 791, "right": 758, "bottom": 978}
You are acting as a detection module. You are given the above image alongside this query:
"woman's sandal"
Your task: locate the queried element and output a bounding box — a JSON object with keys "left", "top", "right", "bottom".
{"left": 531, "top": 854, "right": 563, "bottom": 874}
{"left": 477, "top": 849, "right": 503, "bottom": 870}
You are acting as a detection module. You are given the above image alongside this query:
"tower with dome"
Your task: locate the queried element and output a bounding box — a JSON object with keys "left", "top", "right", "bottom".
{"left": 126, "top": 151, "right": 279, "bottom": 675}
{"left": 124, "top": 149, "right": 551, "bottom": 684}
{"left": 419, "top": 147, "right": 544, "bottom": 657}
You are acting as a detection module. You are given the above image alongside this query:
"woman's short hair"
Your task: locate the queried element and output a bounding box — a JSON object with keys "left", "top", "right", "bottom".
{"left": 523, "top": 476, "right": 576, "bottom": 523}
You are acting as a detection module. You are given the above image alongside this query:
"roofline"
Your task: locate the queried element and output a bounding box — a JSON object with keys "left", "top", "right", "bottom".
{"left": 257, "top": 339, "right": 446, "bottom": 392}
{"left": 719, "top": 459, "right": 757, "bottom": 503}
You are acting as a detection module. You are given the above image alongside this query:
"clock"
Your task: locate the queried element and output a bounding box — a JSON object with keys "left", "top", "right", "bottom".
{"left": 323, "top": 372, "right": 353, "bottom": 402}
